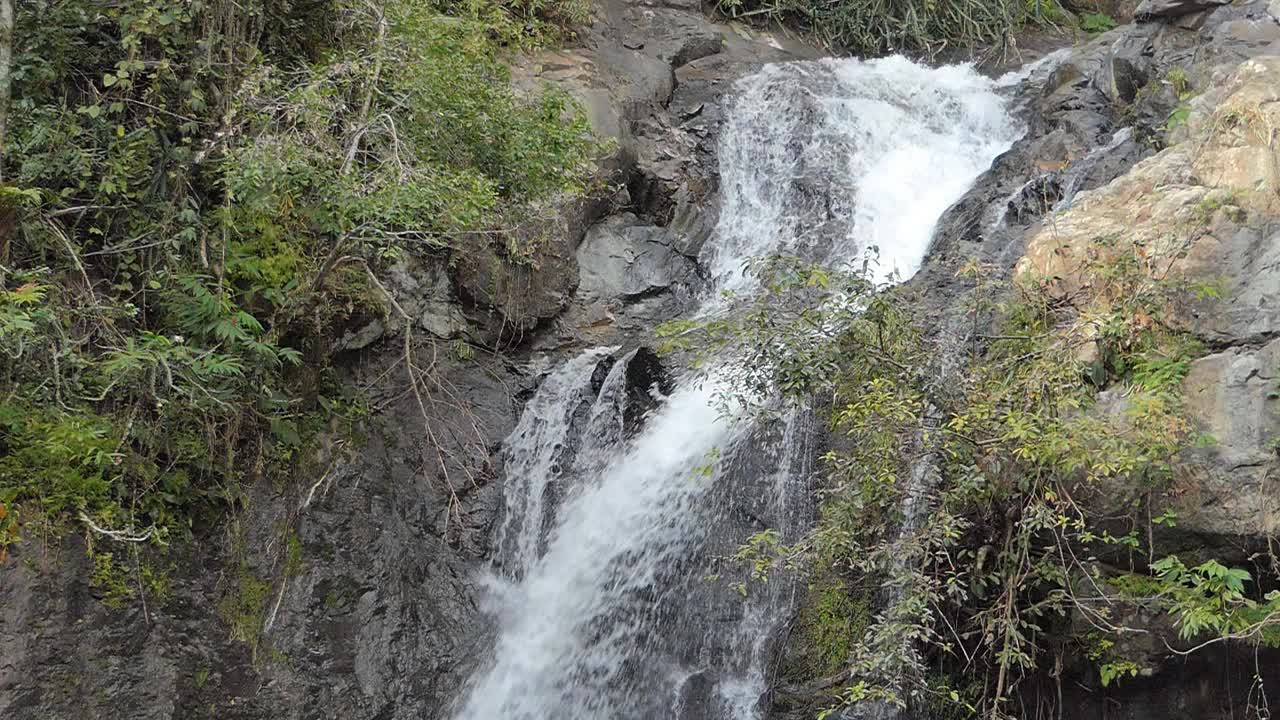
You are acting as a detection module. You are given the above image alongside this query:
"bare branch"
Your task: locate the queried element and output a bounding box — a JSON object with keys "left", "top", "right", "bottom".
{"left": 79, "top": 511, "right": 164, "bottom": 545}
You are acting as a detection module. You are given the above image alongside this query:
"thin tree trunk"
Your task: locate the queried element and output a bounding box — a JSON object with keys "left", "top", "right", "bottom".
{"left": 0, "top": 0, "right": 14, "bottom": 266}
{"left": 0, "top": 0, "right": 12, "bottom": 183}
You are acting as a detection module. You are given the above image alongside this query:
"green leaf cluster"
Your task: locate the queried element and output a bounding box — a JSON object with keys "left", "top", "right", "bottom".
{"left": 675, "top": 243, "right": 1266, "bottom": 716}
{"left": 0, "top": 0, "right": 597, "bottom": 569}
{"left": 713, "top": 0, "right": 1061, "bottom": 57}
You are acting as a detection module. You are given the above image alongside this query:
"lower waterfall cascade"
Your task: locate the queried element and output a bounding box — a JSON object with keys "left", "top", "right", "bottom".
{"left": 453, "top": 55, "right": 1027, "bottom": 720}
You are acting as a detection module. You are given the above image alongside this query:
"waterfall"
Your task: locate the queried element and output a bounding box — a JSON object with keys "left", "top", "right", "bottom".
{"left": 494, "top": 346, "right": 621, "bottom": 574}
{"left": 454, "top": 56, "right": 1022, "bottom": 720}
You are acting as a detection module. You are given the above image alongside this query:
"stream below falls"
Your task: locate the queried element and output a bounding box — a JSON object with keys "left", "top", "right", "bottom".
{"left": 453, "top": 55, "right": 1027, "bottom": 720}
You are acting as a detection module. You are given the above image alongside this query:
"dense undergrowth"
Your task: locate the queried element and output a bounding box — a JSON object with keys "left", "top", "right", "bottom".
{"left": 713, "top": 0, "right": 1073, "bottom": 57}
{"left": 662, "top": 246, "right": 1280, "bottom": 718}
{"left": 0, "top": 0, "right": 597, "bottom": 585}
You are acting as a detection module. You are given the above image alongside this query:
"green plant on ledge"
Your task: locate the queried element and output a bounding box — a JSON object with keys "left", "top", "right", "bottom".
{"left": 1078, "top": 12, "right": 1116, "bottom": 34}
{"left": 0, "top": 0, "right": 601, "bottom": 584}
{"left": 663, "top": 242, "right": 1277, "bottom": 718}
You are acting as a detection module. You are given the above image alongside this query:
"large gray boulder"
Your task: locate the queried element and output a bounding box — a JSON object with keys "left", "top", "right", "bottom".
{"left": 1175, "top": 339, "right": 1280, "bottom": 540}
{"left": 1135, "top": 0, "right": 1229, "bottom": 20}
{"left": 577, "top": 213, "right": 695, "bottom": 302}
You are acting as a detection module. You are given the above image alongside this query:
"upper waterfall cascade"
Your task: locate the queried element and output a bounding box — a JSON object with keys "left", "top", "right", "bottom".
{"left": 454, "top": 55, "right": 1024, "bottom": 720}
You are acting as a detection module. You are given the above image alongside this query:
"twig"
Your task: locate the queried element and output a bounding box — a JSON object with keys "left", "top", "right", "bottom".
{"left": 44, "top": 219, "right": 98, "bottom": 306}
{"left": 300, "top": 441, "right": 348, "bottom": 510}
{"left": 340, "top": 3, "right": 387, "bottom": 175}
{"left": 308, "top": 231, "right": 353, "bottom": 296}
{"left": 78, "top": 511, "right": 164, "bottom": 545}
{"left": 1162, "top": 614, "right": 1280, "bottom": 657}
{"left": 264, "top": 574, "right": 289, "bottom": 634}
{"left": 356, "top": 260, "right": 466, "bottom": 528}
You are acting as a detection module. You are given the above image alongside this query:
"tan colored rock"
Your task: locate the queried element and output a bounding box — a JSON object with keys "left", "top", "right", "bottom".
{"left": 1018, "top": 56, "right": 1280, "bottom": 344}
{"left": 1167, "top": 339, "right": 1280, "bottom": 537}
{"left": 1019, "top": 57, "right": 1280, "bottom": 545}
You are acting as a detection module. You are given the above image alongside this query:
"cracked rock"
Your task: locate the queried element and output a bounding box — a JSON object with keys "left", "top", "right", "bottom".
{"left": 576, "top": 213, "right": 695, "bottom": 303}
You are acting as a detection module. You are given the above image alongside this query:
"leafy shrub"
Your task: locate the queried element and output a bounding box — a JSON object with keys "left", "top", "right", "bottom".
{"left": 1079, "top": 12, "right": 1117, "bottom": 33}
{"left": 0, "top": 0, "right": 598, "bottom": 564}
{"left": 713, "top": 0, "right": 1053, "bottom": 56}
{"left": 662, "top": 245, "right": 1256, "bottom": 716}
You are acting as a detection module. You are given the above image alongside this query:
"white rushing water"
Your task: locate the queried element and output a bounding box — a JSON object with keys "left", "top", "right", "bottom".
{"left": 493, "top": 346, "right": 620, "bottom": 573}
{"left": 455, "top": 56, "right": 1023, "bottom": 720}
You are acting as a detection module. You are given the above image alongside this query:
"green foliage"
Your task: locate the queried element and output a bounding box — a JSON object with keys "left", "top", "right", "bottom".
{"left": 1, "top": 0, "right": 597, "bottom": 567}
{"left": 0, "top": 502, "right": 14, "bottom": 562}
{"left": 800, "top": 577, "right": 873, "bottom": 677}
{"left": 225, "top": 1, "right": 597, "bottom": 260}
{"left": 429, "top": 0, "right": 592, "bottom": 45}
{"left": 713, "top": 0, "right": 1058, "bottom": 56}
{"left": 677, "top": 246, "right": 1234, "bottom": 716}
{"left": 1098, "top": 659, "right": 1139, "bottom": 687}
{"left": 1192, "top": 191, "right": 1245, "bottom": 225}
{"left": 218, "top": 570, "right": 272, "bottom": 660}
{"left": 1166, "top": 66, "right": 1193, "bottom": 100}
{"left": 1151, "top": 556, "right": 1280, "bottom": 642}
{"left": 285, "top": 530, "right": 304, "bottom": 577}
{"left": 1078, "top": 12, "right": 1116, "bottom": 33}
{"left": 819, "top": 681, "right": 905, "bottom": 717}
{"left": 1083, "top": 634, "right": 1143, "bottom": 687}
{"left": 0, "top": 405, "right": 116, "bottom": 514}
{"left": 1130, "top": 340, "right": 1197, "bottom": 394}
{"left": 1164, "top": 104, "right": 1192, "bottom": 134}
{"left": 922, "top": 674, "right": 982, "bottom": 719}
{"left": 90, "top": 552, "right": 137, "bottom": 609}
{"left": 1106, "top": 572, "right": 1163, "bottom": 599}
{"left": 734, "top": 529, "right": 785, "bottom": 585}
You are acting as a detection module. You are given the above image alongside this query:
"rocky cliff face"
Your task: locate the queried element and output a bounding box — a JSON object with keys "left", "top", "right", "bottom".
{"left": 1018, "top": 52, "right": 1280, "bottom": 556}
{"left": 1014, "top": 43, "right": 1280, "bottom": 720}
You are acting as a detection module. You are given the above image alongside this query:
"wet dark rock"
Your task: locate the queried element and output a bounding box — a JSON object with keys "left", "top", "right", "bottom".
{"left": 0, "top": 352, "right": 515, "bottom": 720}
{"left": 1057, "top": 643, "right": 1280, "bottom": 719}
{"left": 453, "top": 191, "right": 615, "bottom": 347}
{"left": 668, "top": 184, "right": 719, "bottom": 258}
{"left": 620, "top": 346, "right": 673, "bottom": 432}
{"left": 673, "top": 669, "right": 718, "bottom": 716}
{"left": 1055, "top": 129, "right": 1153, "bottom": 207}
{"left": 337, "top": 256, "right": 469, "bottom": 351}
{"left": 1135, "top": 0, "right": 1229, "bottom": 20}
{"left": 1098, "top": 52, "right": 1149, "bottom": 102}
